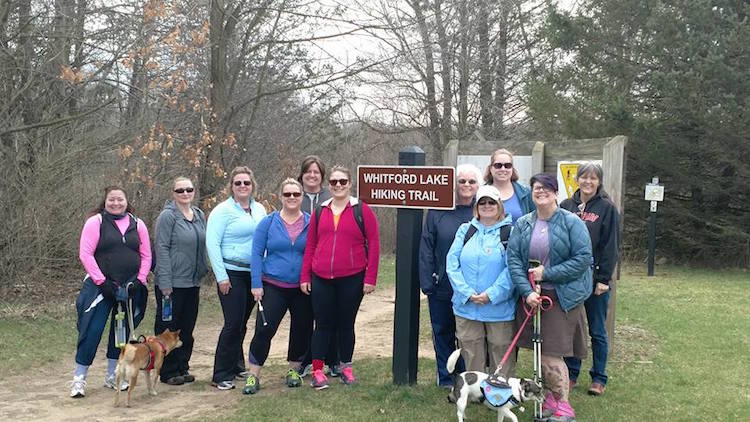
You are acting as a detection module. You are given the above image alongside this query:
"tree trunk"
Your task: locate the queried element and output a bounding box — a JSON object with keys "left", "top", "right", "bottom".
{"left": 478, "top": 0, "right": 493, "bottom": 134}
{"left": 491, "top": 1, "right": 510, "bottom": 140}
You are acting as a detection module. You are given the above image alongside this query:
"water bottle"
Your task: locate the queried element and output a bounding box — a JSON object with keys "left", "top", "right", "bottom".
{"left": 162, "top": 295, "right": 172, "bottom": 322}
{"left": 115, "top": 307, "right": 126, "bottom": 347}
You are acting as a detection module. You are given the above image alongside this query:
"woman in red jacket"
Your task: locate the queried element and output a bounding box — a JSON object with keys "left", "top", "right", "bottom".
{"left": 300, "top": 165, "right": 380, "bottom": 389}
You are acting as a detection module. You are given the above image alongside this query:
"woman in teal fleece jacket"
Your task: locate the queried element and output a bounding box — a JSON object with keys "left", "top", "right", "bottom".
{"left": 446, "top": 185, "right": 517, "bottom": 377}
{"left": 205, "top": 166, "right": 267, "bottom": 390}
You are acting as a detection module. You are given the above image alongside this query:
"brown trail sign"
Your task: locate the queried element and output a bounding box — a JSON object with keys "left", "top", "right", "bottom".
{"left": 357, "top": 165, "right": 455, "bottom": 210}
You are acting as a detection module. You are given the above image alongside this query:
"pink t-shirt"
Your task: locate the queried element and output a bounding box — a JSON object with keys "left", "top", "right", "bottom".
{"left": 79, "top": 214, "right": 152, "bottom": 285}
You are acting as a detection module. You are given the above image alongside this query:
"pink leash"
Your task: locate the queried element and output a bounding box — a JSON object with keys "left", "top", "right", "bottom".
{"left": 497, "top": 272, "right": 553, "bottom": 371}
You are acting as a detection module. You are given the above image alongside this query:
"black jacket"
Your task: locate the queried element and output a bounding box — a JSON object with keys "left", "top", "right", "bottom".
{"left": 560, "top": 189, "right": 620, "bottom": 285}
{"left": 418, "top": 200, "right": 475, "bottom": 300}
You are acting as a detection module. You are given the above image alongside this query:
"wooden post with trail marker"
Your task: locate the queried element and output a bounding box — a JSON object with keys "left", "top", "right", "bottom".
{"left": 645, "top": 177, "right": 664, "bottom": 276}
{"left": 357, "top": 147, "right": 455, "bottom": 385}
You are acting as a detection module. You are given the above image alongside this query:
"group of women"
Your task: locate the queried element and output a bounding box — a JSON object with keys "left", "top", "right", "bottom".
{"left": 67, "top": 147, "right": 618, "bottom": 422}
{"left": 420, "top": 150, "right": 620, "bottom": 422}
{"left": 69, "top": 156, "right": 380, "bottom": 399}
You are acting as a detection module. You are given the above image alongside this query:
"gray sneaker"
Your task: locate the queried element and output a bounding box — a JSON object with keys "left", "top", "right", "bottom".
{"left": 294, "top": 363, "right": 312, "bottom": 378}
{"left": 69, "top": 375, "right": 86, "bottom": 398}
{"left": 104, "top": 374, "right": 129, "bottom": 391}
{"left": 212, "top": 380, "right": 236, "bottom": 390}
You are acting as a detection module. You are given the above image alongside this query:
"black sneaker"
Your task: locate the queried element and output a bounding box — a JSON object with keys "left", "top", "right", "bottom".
{"left": 181, "top": 373, "right": 196, "bottom": 383}
{"left": 329, "top": 364, "right": 341, "bottom": 378}
{"left": 163, "top": 376, "right": 185, "bottom": 385}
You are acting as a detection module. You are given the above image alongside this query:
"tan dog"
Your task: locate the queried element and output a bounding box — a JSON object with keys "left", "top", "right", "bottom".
{"left": 113, "top": 329, "right": 182, "bottom": 407}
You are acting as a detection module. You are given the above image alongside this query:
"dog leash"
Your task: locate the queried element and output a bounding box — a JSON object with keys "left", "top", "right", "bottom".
{"left": 496, "top": 271, "right": 553, "bottom": 371}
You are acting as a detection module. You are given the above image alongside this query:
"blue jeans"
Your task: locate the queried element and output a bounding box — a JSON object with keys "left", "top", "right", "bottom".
{"left": 565, "top": 290, "right": 609, "bottom": 385}
{"left": 427, "top": 295, "right": 464, "bottom": 386}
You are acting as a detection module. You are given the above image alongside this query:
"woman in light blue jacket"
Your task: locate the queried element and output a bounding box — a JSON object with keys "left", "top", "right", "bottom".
{"left": 206, "top": 166, "right": 267, "bottom": 390}
{"left": 241, "top": 178, "right": 312, "bottom": 394}
{"left": 446, "top": 185, "right": 517, "bottom": 377}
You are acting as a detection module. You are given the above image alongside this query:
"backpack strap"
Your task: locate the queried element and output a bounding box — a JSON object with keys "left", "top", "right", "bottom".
{"left": 463, "top": 225, "right": 478, "bottom": 246}
{"left": 463, "top": 224, "right": 511, "bottom": 249}
{"left": 499, "top": 224, "right": 511, "bottom": 249}
{"left": 315, "top": 202, "right": 368, "bottom": 255}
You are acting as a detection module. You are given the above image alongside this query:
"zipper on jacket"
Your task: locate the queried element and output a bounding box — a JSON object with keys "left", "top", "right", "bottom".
{"left": 190, "top": 216, "right": 200, "bottom": 283}
{"left": 330, "top": 224, "right": 338, "bottom": 278}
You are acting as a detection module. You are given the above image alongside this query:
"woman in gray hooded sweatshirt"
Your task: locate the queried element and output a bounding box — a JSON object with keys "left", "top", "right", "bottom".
{"left": 154, "top": 176, "right": 208, "bottom": 385}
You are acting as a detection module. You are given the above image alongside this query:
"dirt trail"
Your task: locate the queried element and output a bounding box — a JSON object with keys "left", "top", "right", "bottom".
{"left": 0, "top": 287, "right": 434, "bottom": 421}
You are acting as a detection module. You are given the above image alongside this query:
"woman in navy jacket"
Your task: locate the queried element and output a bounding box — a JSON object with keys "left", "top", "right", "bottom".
{"left": 242, "top": 178, "right": 312, "bottom": 394}
{"left": 418, "top": 163, "right": 481, "bottom": 387}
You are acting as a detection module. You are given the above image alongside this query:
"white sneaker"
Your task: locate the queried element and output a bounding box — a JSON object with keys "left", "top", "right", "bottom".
{"left": 104, "top": 374, "right": 129, "bottom": 391}
{"left": 70, "top": 375, "right": 86, "bottom": 398}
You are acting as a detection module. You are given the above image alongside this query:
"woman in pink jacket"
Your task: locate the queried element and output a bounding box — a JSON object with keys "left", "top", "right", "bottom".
{"left": 69, "top": 186, "right": 152, "bottom": 398}
{"left": 300, "top": 165, "right": 380, "bottom": 389}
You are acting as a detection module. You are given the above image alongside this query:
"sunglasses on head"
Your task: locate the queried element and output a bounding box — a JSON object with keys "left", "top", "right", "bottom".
{"left": 329, "top": 179, "right": 349, "bottom": 186}
{"left": 233, "top": 180, "right": 252, "bottom": 186}
{"left": 174, "top": 187, "right": 194, "bottom": 194}
{"left": 478, "top": 198, "right": 498, "bottom": 206}
{"left": 492, "top": 162, "right": 513, "bottom": 169}
{"left": 282, "top": 192, "right": 302, "bottom": 198}
{"left": 458, "top": 179, "right": 477, "bottom": 185}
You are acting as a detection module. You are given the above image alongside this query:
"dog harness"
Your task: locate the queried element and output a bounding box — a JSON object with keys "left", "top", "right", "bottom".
{"left": 140, "top": 337, "right": 168, "bottom": 371}
{"left": 480, "top": 376, "right": 518, "bottom": 408}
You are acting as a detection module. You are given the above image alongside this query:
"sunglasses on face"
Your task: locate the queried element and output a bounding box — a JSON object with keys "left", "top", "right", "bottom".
{"left": 233, "top": 180, "right": 252, "bottom": 186}
{"left": 458, "top": 179, "right": 477, "bottom": 185}
{"left": 478, "top": 199, "right": 498, "bottom": 206}
{"left": 282, "top": 192, "right": 302, "bottom": 198}
{"left": 174, "top": 187, "right": 194, "bottom": 194}
{"left": 492, "top": 162, "right": 513, "bottom": 169}
{"left": 329, "top": 179, "right": 349, "bottom": 186}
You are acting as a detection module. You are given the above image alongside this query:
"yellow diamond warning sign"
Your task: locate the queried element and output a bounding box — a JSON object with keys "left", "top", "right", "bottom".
{"left": 558, "top": 163, "right": 580, "bottom": 198}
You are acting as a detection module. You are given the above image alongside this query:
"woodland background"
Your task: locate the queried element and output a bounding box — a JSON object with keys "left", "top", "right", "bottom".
{"left": 1, "top": 0, "right": 748, "bottom": 298}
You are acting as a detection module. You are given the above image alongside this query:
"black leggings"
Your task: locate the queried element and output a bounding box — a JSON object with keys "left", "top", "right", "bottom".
{"left": 310, "top": 272, "right": 364, "bottom": 364}
{"left": 248, "top": 282, "right": 313, "bottom": 366}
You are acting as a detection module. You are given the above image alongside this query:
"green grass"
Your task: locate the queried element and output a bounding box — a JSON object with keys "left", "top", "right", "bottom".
{"left": 2, "top": 262, "right": 748, "bottom": 421}
{"left": 200, "top": 264, "right": 750, "bottom": 422}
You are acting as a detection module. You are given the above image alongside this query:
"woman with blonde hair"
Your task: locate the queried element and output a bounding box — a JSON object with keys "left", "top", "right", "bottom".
{"left": 206, "top": 166, "right": 267, "bottom": 390}
{"left": 241, "top": 178, "right": 313, "bottom": 394}
{"left": 484, "top": 148, "right": 535, "bottom": 223}
{"left": 153, "top": 176, "right": 208, "bottom": 385}
{"left": 300, "top": 165, "right": 381, "bottom": 389}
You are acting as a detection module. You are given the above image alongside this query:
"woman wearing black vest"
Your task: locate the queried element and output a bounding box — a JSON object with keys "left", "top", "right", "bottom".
{"left": 69, "top": 186, "right": 152, "bottom": 399}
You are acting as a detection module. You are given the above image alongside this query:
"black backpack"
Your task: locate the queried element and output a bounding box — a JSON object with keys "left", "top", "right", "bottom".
{"left": 314, "top": 202, "right": 368, "bottom": 254}
{"left": 463, "top": 224, "right": 511, "bottom": 249}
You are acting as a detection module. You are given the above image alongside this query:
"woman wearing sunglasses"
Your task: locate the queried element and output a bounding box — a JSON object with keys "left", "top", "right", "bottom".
{"left": 506, "top": 173, "right": 592, "bottom": 422}
{"left": 153, "top": 177, "right": 208, "bottom": 385}
{"left": 296, "top": 155, "right": 339, "bottom": 377}
{"left": 484, "top": 148, "right": 535, "bottom": 223}
{"left": 301, "top": 165, "right": 380, "bottom": 389}
{"left": 241, "top": 179, "right": 313, "bottom": 394}
{"left": 445, "top": 185, "right": 517, "bottom": 377}
{"left": 206, "top": 166, "right": 267, "bottom": 390}
{"left": 418, "top": 163, "right": 482, "bottom": 388}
